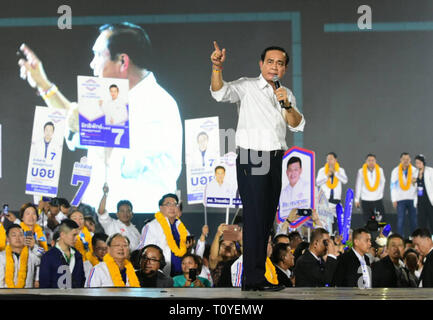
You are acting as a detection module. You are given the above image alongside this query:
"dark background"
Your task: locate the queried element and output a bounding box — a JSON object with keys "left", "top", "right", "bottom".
{"left": 1, "top": 0, "right": 432, "bottom": 239}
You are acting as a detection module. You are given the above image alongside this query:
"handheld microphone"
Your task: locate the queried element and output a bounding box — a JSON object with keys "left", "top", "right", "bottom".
{"left": 272, "top": 76, "right": 292, "bottom": 110}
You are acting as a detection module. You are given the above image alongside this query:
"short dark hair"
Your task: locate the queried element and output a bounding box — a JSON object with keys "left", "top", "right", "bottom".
{"left": 403, "top": 248, "right": 419, "bottom": 260}
{"left": 287, "top": 156, "right": 302, "bottom": 169}
{"left": 92, "top": 232, "right": 109, "bottom": 248}
{"left": 99, "top": 22, "right": 152, "bottom": 70}
{"left": 215, "top": 166, "right": 226, "bottom": 173}
{"left": 6, "top": 224, "right": 22, "bottom": 237}
{"left": 415, "top": 154, "right": 426, "bottom": 165}
{"left": 19, "top": 202, "right": 38, "bottom": 220}
{"left": 366, "top": 153, "right": 376, "bottom": 159}
{"left": 58, "top": 219, "right": 79, "bottom": 234}
{"left": 117, "top": 200, "right": 133, "bottom": 212}
{"left": 400, "top": 152, "right": 410, "bottom": 158}
{"left": 411, "top": 228, "right": 432, "bottom": 239}
{"left": 310, "top": 228, "right": 329, "bottom": 245}
{"left": 67, "top": 207, "right": 84, "bottom": 219}
{"left": 57, "top": 198, "right": 70, "bottom": 208}
{"left": 353, "top": 228, "right": 370, "bottom": 241}
{"left": 158, "top": 193, "right": 179, "bottom": 207}
{"left": 273, "top": 234, "right": 289, "bottom": 245}
{"left": 288, "top": 231, "right": 302, "bottom": 242}
{"left": 197, "top": 131, "right": 208, "bottom": 141}
{"left": 49, "top": 197, "right": 60, "bottom": 207}
{"left": 271, "top": 243, "right": 290, "bottom": 264}
{"left": 260, "top": 46, "right": 290, "bottom": 66}
{"left": 141, "top": 244, "right": 166, "bottom": 269}
{"left": 107, "top": 233, "right": 130, "bottom": 246}
{"left": 386, "top": 233, "right": 404, "bottom": 247}
{"left": 181, "top": 253, "right": 203, "bottom": 274}
{"left": 327, "top": 152, "right": 337, "bottom": 159}
{"left": 43, "top": 121, "right": 55, "bottom": 131}
{"left": 109, "top": 84, "right": 119, "bottom": 90}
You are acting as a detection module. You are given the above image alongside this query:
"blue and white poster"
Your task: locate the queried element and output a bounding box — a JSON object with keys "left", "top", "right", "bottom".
{"left": 25, "top": 107, "right": 66, "bottom": 197}
{"left": 70, "top": 156, "right": 92, "bottom": 206}
{"left": 77, "top": 76, "right": 129, "bottom": 148}
{"left": 185, "top": 117, "right": 220, "bottom": 204}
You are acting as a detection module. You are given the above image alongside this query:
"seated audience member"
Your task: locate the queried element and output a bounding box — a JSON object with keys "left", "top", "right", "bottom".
{"left": 18, "top": 203, "right": 48, "bottom": 257}
{"left": 0, "top": 224, "right": 40, "bottom": 288}
{"left": 138, "top": 194, "right": 203, "bottom": 277}
{"left": 84, "top": 216, "right": 96, "bottom": 234}
{"left": 83, "top": 233, "right": 108, "bottom": 278}
{"left": 273, "top": 234, "right": 290, "bottom": 246}
{"left": 86, "top": 233, "right": 139, "bottom": 287}
{"left": 68, "top": 208, "right": 93, "bottom": 262}
{"left": 135, "top": 244, "right": 173, "bottom": 288}
{"left": 271, "top": 243, "right": 294, "bottom": 287}
{"left": 372, "top": 233, "right": 417, "bottom": 287}
{"left": 209, "top": 223, "right": 240, "bottom": 286}
{"left": 97, "top": 184, "right": 141, "bottom": 251}
{"left": 294, "top": 228, "right": 338, "bottom": 287}
{"left": 334, "top": 228, "right": 372, "bottom": 288}
{"left": 39, "top": 219, "right": 85, "bottom": 288}
{"left": 404, "top": 248, "right": 421, "bottom": 285}
{"left": 411, "top": 228, "right": 433, "bottom": 287}
{"left": 288, "top": 231, "right": 303, "bottom": 252}
{"left": 173, "top": 253, "right": 211, "bottom": 288}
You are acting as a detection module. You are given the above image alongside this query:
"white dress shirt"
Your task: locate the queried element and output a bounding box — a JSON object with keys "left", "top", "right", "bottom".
{"left": 279, "top": 179, "right": 311, "bottom": 219}
{"left": 355, "top": 166, "right": 386, "bottom": 202}
{"left": 353, "top": 248, "right": 371, "bottom": 289}
{"left": 0, "top": 249, "right": 40, "bottom": 288}
{"left": 97, "top": 211, "right": 141, "bottom": 251}
{"left": 65, "top": 72, "right": 182, "bottom": 213}
{"left": 210, "top": 74, "right": 305, "bottom": 151}
{"left": 100, "top": 97, "right": 128, "bottom": 126}
{"left": 390, "top": 165, "right": 418, "bottom": 203}
{"left": 204, "top": 179, "right": 235, "bottom": 200}
{"left": 316, "top": 166, "right": 348, "bottom": 201}
{"left": 85, "top": 261, "right": 133, "bottom": 287}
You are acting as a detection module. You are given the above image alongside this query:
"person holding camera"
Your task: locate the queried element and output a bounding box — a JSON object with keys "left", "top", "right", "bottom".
{"left": 18, "top": 203, "right": 48, "bottom": 257}
{"left": 173, "top": 253, "right": 211, "bottom": 288}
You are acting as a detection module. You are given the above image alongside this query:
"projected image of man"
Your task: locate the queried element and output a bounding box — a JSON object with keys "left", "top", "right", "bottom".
{"left": 99, "top": 84, "right": 128, "bottom": 126}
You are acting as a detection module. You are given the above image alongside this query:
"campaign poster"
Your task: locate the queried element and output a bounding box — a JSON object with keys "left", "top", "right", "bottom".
{"left": 277, "top": 146, "right": 315, "bottom": 223}
{"left": 204, "top": 152, "right": 241, "bottom": 208}
{"left": 25, "top": 107, "right": 66, "bottom": 197}
{"left": 185, "top": 117, "right": 220, "bottom": 204}
{"left": 77, "top": 76, "right": 129, "bottom": 148}
{"left": 70, "top": 156, "right": 92, "bottom": 206}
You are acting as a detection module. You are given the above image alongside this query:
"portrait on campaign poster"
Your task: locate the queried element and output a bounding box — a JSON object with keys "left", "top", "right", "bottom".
{"left": 77, "top": 76, "right": 129, "bottom": 148}
{"left": 25, "top": 107, "right": 66, "bottom": 197}
{"left": 204, "top": 152, "right": 240, "bottom": 208}
{"left": 185, "top": 117, "right": 220, "bottom": 204}
{"left": 277, "top": 147, "right": 315, "bottom": 223}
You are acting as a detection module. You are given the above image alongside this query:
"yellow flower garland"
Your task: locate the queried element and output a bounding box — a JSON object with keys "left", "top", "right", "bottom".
{"left": 103, "top": 253, "right": 140, "bottom": 287}
{"left": 398, "top": 163, "right": 412, "bottom": 191}
{"left": 20, "top": 223, "right": 48, "bottom": 252}
{"left": 325, "top": 162, "right": 340, "bottom": 189}
{"left": 0, "top": 224, "right": 6, "bottom": 251}
{"left": 155, "top": 211, "right": 188, "bottom": 257}
{"left": 75, "top": 226, "right": 93, "bottom": 261}
{"left": 85, "top": 251, "right": 100, "bottom": 266}
{"left": 363, "top": 163, "right": 381, "bottom": 192}
{"left": 5, "top": 245, "right": 29, "bottom": 288}
{"left": 265, "top": 257, "right": 278, "bottom": 285}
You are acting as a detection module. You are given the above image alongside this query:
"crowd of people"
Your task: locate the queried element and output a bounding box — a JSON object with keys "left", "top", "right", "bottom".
{"left": 0, "top": 182, "right": 432, "bottom": 290}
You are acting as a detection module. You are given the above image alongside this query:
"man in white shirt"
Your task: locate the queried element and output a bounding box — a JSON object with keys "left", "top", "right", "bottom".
{"left": 390, "top": 152, "right": 418, "bottom": 237}
{"left": 355, "top": 154, "right": 386, "bottom": 224}
{"left": 0, "top": 224, "right": 40, "bottom": 288}
{"left": 18, "top": 22, "right": 182, "bottom": 213}
{"left": 279, "top": 156, "right": 311, "bottom": 221}
{"left": 97, "top": 184, "right": 141, "bottom": 251}
{"left": 205, "top": 166, "right": 235, "bottom": 201}
{"left": 99, "top": 84, "right": 128, "bottom": 126}
{"left": 31, "top": 121, "right": 61, "bottom": 161}
{"left": 210, "top": 42, "right": 305, "bottom": 291}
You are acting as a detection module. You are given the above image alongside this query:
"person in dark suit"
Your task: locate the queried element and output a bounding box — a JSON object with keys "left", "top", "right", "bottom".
{"left": 411, "top": 228, "right": 433, "bottom": 287}
{"left": 271, "top": 243, "right": 294, "bottom": 287}
{"left": 334, "top": 228, "right": 372, "bottom": 288}
{"left": 372, "top": 233, "right": 417, "bottom": 287}
{"left": 39, "top": 219, "right": 85, "bottom": 288}
{"left": 293, "top": 228, "right": 339, "bottom": 287}
{"left": 135, "top": 245, "right": 173, "bottom": 288}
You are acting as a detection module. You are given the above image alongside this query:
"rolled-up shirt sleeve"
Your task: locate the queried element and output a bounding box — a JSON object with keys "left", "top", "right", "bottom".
{"left": 210, "top": 79, "right": 245, "bottom": 103}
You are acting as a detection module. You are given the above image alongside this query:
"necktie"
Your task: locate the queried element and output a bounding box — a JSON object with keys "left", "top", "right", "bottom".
{"left": 329, "top": 174, "right": 335, "bottom": 201}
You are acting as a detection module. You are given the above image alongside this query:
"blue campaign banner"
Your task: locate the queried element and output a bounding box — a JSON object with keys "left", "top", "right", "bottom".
{"left": 278, "top": 146, "right": 315, "bottom": 224}
{"left": 342, "top": 188, "right": 354, "bottom": 243}
{"left": 336, "top": 203, "right": 344, "bottom": 235}
{"left": 77, "top": 76, "right": 130, "bottom": 149}
{"left": 70, "top": 157, "right": 92, "bottom": 206}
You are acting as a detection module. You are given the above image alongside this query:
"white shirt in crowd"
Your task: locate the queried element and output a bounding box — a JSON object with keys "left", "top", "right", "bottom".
{"left": 390, "top": 165, "right": 418, "bottom": 203}
{"left": 65, "top": 72, "right": 182, "bottom": 213}
{"left": 98, "top": 211, "right": 141, "bottom": 251}
{"left": 0, "top": 249, "right": 40, "bottom": 288}
{"left": 137, "top": 217, "right": 205, "bottom": 276}
{"left": 316, "top": 166, "right": 348, "bottom": 201}
{"left": 353, "top": 248, "right": 372, "bottom": 289}
{"left": 355, "top": 166, "right": 386, "bottom": 202}
{"left": 210, "top": 74, "right": 305, "bottom": 151}
{"left": 100, "top": 97, "right": 128, "bottom": 126}
{"left": 85, "top": 261, "right": 133, "bottom": 287}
